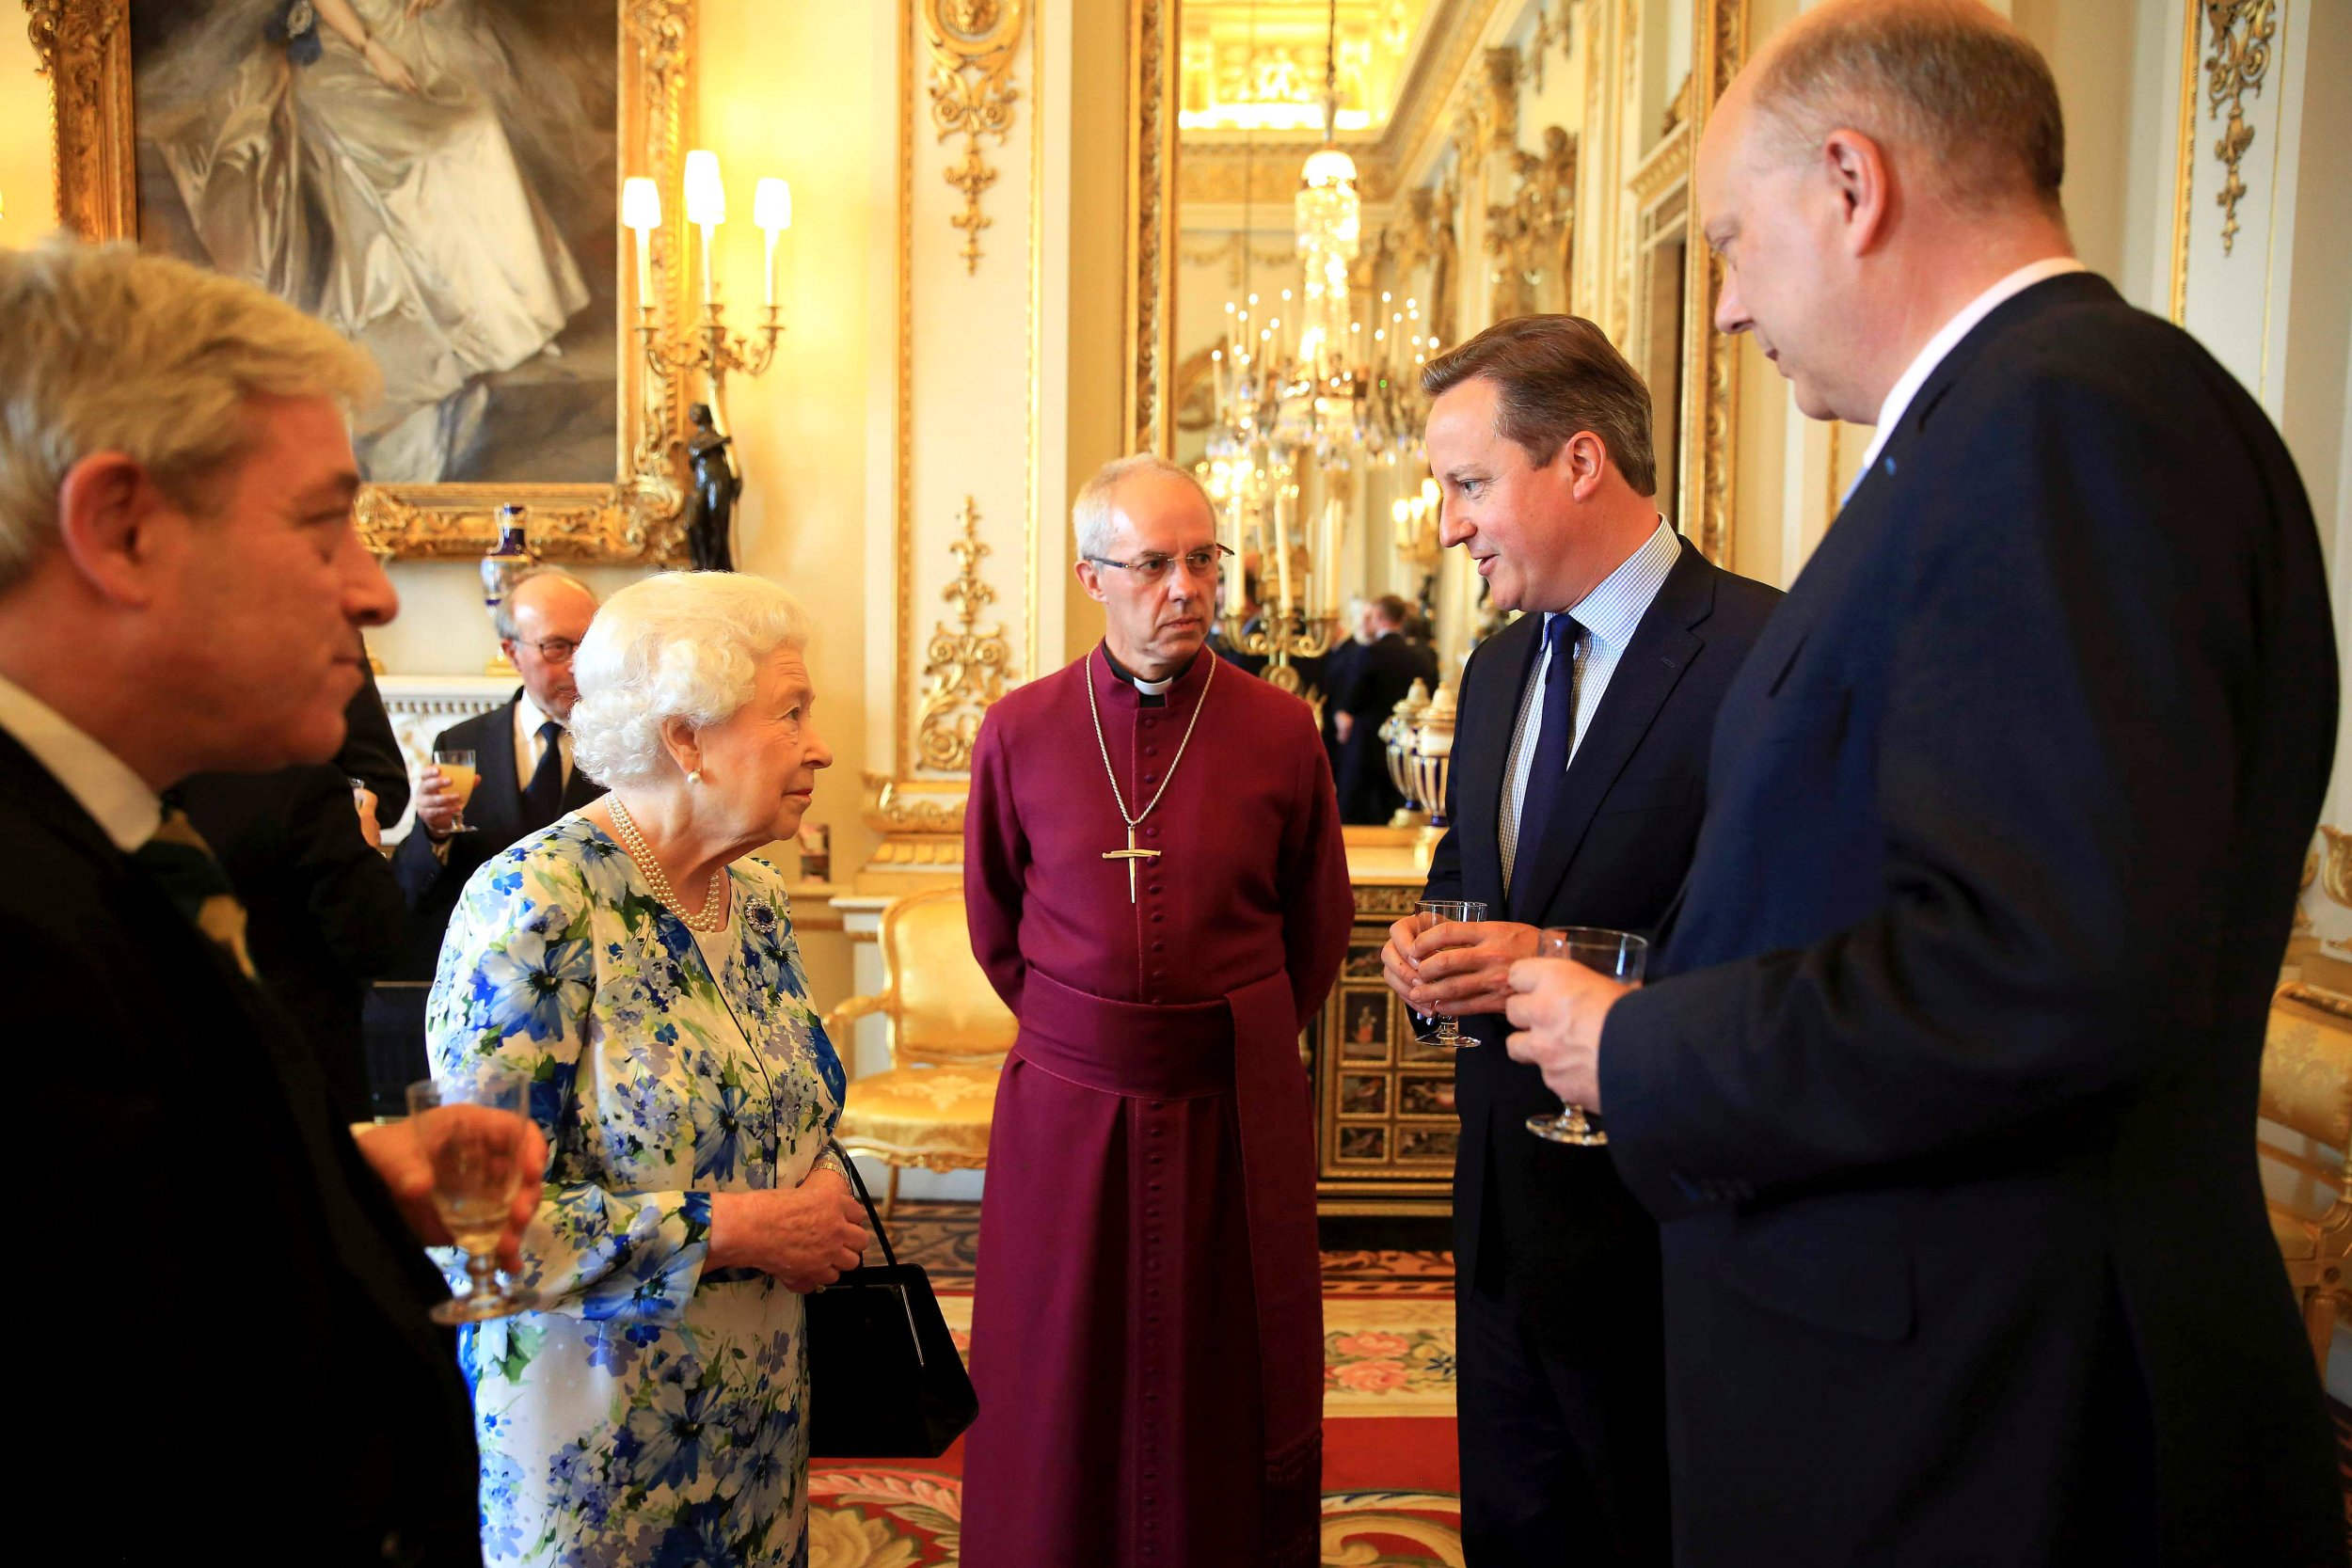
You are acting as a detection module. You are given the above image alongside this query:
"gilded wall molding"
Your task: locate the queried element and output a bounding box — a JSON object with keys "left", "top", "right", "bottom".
{"left": 31, "top": 0, "right": 699, "bottom": 563}
{"left": 2169, "top": 0, "right": 2200, "bottom": 321}
{"left": 1126, "top": 0, "right": 1180, "bottom": 455}
{"left": 2201, "top": 0, "right": 2276, "bottom": 257}
{"left": 923, "top": 0, "right": 1026, "bottom": 274}
{"left": 1484, "top": 126, "right": 1576, "bottom": 320}
{"left": 1682, "top": 0, "right": 1747, "bottom": 566}
{"left": 914, "top": 498, "right": 1014, "bottom": 773}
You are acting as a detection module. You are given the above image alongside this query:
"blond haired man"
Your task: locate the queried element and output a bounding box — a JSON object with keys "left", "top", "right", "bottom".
{"left": 0, "top": 238, "right": 541, "bottom": 1563}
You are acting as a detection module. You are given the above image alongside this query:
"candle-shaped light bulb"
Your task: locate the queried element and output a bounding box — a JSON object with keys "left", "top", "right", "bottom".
{"left": 683, "top": 150, "right": 725, "bottom": 225}
{"left": 683, "top": 150, "right": 724, "bottom": 306}
{"left": 622, "top": 178, "right": 660, "bottom": 306}
{"left": 754, "top": 177, "right": 789, "bottom": 308}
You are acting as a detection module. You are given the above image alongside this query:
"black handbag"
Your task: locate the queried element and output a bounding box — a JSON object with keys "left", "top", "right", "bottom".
{"left": 804, "top": 1142, "right": 978, "bottom": 1458}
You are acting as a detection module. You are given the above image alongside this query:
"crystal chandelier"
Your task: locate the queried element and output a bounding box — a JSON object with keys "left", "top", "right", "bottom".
{"left": 1203, "top": 0, "right": 1438, "bottom": 688}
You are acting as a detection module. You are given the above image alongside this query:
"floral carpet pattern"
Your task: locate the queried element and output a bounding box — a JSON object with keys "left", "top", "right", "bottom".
{"left": 807, "top": 1202, "right": 1461, "bottom": 1565}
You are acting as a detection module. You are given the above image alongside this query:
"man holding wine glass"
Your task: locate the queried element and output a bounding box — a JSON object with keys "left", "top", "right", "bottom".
{"left": 1376, "top": 315, "right": 1777, "bottom": 1567}
{"left": 0, "top": 236, "right": 545, "bottom": 1560}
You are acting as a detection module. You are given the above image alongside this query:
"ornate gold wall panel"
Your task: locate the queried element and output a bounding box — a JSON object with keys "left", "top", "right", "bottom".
{"left": 914, "top": 498, "right": 1014, "bottom": 772}
{"left": 30, "top": 0, "right": 700, "bottom": 563}
{"left": 925, "top": 0, "right": 1027, "bottom": 273}
{"left": 874, "top": 0, "right": 1042, "bottom": 887}
{"left": 2201, "top": 0, "right": 2276, "bottom": 258}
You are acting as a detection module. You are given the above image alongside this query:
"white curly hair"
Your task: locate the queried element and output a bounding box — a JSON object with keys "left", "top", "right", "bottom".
{"left": 568, "top": 571, "right": 812, "bottom": 788}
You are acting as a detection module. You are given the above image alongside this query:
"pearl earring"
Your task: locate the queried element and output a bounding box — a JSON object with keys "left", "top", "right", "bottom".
{"left": 687, "top": 769, "right": 703, "bottom": 785}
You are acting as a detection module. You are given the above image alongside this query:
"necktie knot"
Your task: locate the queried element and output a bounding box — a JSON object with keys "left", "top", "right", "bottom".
{"left": 538, "top": 719, "right": 563, "bottom": 745}
{"left": 522, "top": 715, "right": 568, "bottom": 827}
{"left": 1546, "top": 612, "right": 1583, "bottom": 664}
{"left": 133, "top": 804, "right": 256, "bottom": 976}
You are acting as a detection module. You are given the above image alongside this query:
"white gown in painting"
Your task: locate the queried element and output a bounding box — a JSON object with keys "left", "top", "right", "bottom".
{"left": 138, "top": 0, "right": 591, "bottom": 481}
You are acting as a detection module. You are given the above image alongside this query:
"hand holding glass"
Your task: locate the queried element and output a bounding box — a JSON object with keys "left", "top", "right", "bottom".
{"left": 1411, "top": 899, "right": 1488, "bottom": 1048}
{"left": 432, "top": 749, "right": 480, "bottom": 834}
{"left": 406, "top": 1072, "right": 533, "bottom": 1323}
{"left": 1526, "top": 927, "right": 1646, "bottom": 1146}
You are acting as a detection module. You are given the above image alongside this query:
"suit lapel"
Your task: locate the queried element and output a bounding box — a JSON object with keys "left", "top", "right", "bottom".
{"left": 476, "top": 695, "right": 526, "bottom": 838}
{"left": 1508, "top": 546, "right": 1708, "bottom": 924}
{"left": 1454, "top": 614, "right": 1538, "bottom": 913}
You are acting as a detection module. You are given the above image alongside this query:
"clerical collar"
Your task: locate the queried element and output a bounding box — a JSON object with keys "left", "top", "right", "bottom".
{"left": 1101, "top": 646, "right": 1197, "bottom": 707}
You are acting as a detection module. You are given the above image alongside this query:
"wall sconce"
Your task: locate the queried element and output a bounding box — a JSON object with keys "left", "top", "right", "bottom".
{"left": 624, "top": 150, "right": 789, "bottom": 436}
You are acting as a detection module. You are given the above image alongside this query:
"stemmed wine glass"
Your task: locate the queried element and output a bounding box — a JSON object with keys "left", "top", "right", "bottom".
{"left": 433, "top": 748, "right": 481, "bottom": 834}
{"left": 1525, "top": 927, "right": 1646, "bottom": 1146}
{"left": 1410, "top": 898, "right": 1488, "bottom": 1048}
{"left": 406, "top": 1070, "right": 533, "bottom": 1323}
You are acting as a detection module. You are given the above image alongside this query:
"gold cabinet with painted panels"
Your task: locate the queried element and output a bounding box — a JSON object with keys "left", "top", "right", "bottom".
{"left": 1312, "top": 880, "right": 1456, "bottom": 1213}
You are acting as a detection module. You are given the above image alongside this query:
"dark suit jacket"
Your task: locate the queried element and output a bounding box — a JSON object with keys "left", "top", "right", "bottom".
{"left": 1423, "top": 540, "right": 1779, "bottom": 1352}
{"left": 1335, "top": 632, "right": 1432, "bottom": 823}
{"left": 176, "top": 762, "right": 407, "bottom": 1124}
{"left": 343, "top": 663, "right": 410, "bottom": 829}
{"left": 1, "top": 732, "right": 480, "bottom": 1564}
{"left": 1600, "top": 274, "right": 2343, "bottom": 1563}
{"left": 389, "top": 693, "right": 603, "bottom": 982}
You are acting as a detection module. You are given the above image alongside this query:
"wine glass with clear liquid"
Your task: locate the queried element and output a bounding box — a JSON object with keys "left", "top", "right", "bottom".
{"left": 1525, "top": 927, "right": 1646, "bottom": 1146}
{"left": 433, "top": 748, "right": 481, "bottom": 834}
{"left": 406, "top": 1071, "right": 532, "bottom": 1323}
{"left": 1411, "top": 899, "right": 1488, "bottom": 1048}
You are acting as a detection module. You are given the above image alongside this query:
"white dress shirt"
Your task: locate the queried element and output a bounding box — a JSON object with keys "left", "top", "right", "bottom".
{"left": 513, "top": 689, "right": 574, "bottom": 792}
{"left": 0, "top": 671, "right": 160, "bottom": 850}
{"left": 1497, "top": 517, "right": 1684, "bottom": 895}
{"left": 1849, "top": 256, "right": 2088, "bottom": 501}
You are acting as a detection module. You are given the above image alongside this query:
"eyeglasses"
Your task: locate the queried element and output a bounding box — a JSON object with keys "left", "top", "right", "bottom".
{"left": 514, "top": 637, "right": 580, "bottom": 663}
{"left": 1086, "top": 543, "right": 1234, "bottom": 585}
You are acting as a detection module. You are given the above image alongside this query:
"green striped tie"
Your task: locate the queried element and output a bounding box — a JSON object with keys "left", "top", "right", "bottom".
{"left": 133, "top": 804, "right": 257, "bottom": 979}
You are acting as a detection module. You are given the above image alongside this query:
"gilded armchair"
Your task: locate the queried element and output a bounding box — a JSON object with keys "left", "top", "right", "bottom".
{"left": 2258, "top": 983, "right": 2352, "bottom": 1374}
{"left": 829, "top": 884, "right": 1016, "bottom": 1216}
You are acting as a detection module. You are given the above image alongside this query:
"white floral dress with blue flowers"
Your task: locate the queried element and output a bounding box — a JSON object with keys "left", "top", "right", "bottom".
{"left": 426, "top": 817, "right": 848, "bottom": 1568}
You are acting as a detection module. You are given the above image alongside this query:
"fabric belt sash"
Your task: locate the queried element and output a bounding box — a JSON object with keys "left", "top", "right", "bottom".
{"left": 1013, "top": 966, "right": 1324, "bottom": 1474}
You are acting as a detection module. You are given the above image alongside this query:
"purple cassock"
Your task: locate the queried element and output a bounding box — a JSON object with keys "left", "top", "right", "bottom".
{"left": 960, "top": 644, "right": 1353, "bottom": 1568}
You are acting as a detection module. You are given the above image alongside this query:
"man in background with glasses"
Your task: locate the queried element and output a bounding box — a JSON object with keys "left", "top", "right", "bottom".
{"left": 1378, "top": 315, "right": 1780, "bottom": 1567}
{"left": 961, "top": 453, "right": 1353, "bottom": 1568}
{"left": 382, "top": 567, "right": 604, "bottom": 1088}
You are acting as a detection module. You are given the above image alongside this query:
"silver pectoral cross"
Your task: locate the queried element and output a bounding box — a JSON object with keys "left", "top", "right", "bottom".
{"left": 1102, "top": 824, "right": 1163, "bottom": 903}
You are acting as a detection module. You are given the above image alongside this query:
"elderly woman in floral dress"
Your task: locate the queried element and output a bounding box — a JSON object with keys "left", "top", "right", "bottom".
{"left": 427, "top": 572, "right": 868, "bottom": 1567}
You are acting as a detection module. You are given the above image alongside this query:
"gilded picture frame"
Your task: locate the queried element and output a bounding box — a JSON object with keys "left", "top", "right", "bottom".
{"left": 25, "top": 0, "right": 697, "bottom": 563}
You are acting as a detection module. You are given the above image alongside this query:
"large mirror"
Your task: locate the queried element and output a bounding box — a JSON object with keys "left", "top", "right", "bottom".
{"left": 1137, "top": 0, "right": 1743, "bottom": 775}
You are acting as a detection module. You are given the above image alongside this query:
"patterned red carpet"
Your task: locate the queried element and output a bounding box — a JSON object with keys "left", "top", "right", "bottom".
{"left": 809, "top": 1201, "right": 1464, "bottom": 1566}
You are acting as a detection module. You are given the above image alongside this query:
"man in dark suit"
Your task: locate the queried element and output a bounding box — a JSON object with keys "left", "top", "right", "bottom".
{"left": 381, "top": 567, "right": 602, "bottom": 1058}
{"left": 1334, "top": 594, "right": 1440, "bottom": 824}
{"left": 0, "top": 237, "right": 543, "bottom": 1560}
{"left": 1378, "top": 315, "right": 1780, "bottom": 1566}
{"left": 1503, "top": 4, "right": 2342, "bottom": 1561}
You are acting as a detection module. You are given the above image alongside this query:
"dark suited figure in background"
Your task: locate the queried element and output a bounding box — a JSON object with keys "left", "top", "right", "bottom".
{"left": 179, "top": 761, "right": 405, "bottom": 1124}
{"left": 379, "top": 567, "right": 603, "bottom": 1093}
{"left": 0, "top": 236, "right": 542, "bottom": 1560}
{"left": 1504, "top": 3, "right": 2342, "bottom": 1562}
{"left": 1380, "top": 316, "right": 1779, "bottom": 1567}
{"left": 1334, "top": 594, "right": 1437, "bottom": 824}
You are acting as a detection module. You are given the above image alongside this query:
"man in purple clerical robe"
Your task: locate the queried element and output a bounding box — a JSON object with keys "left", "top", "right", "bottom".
{"left": 961, "top": 454, "right": 1353, "bottom": 1568}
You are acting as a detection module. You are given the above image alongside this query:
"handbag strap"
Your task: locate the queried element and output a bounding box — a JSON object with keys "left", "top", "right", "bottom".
{"left": 827, "top": 1137, "right": 901, "bottom": 1271}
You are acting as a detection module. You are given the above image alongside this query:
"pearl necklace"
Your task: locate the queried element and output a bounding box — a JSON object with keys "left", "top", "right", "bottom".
{"left": 607, "top": 796, "right": 728, "bottom": 932}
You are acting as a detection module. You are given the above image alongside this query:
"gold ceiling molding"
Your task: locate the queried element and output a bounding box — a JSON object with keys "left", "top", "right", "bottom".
{"left": 914, "top": 498, "right": 1014, "bottom": 773}
{"left": 1382, "top": 0, "right": 1508, "bottom": 184}
{"left": 924, "top": 0, "right": 1026, "bottom": 275}
{"left": 30, "top": 0, "right": 698, "bottom": 563}
{"left": 1481, "top": 46, "right": 1520, "bottom": 150}
{"left": 2201, "top": 0, "right": 2276, "bottom": 258}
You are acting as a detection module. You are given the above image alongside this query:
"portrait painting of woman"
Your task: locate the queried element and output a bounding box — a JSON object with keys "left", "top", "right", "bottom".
{"left": 130, "top": 0, "right": 619, "bottom": 483}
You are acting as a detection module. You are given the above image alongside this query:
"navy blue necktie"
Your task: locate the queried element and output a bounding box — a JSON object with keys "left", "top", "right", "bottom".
{"left": 1514, "top": 613, "right": 1582, "bottom": 901}
{"left": 521, "top": 719, "right": 565, "bottom": 827}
